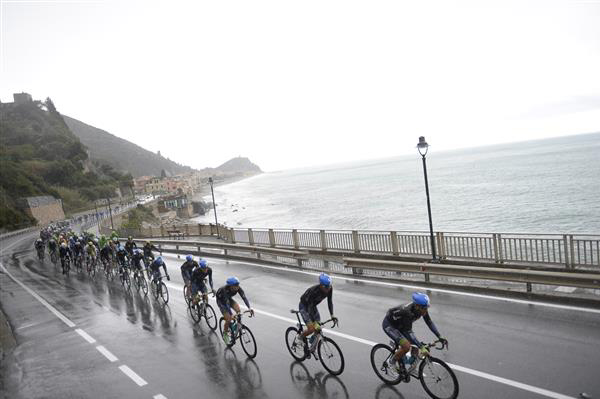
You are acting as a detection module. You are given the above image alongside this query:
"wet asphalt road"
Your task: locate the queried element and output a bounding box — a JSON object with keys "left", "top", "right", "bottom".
{"left": 1, "top": 233, "right": 600, "bottom": 399}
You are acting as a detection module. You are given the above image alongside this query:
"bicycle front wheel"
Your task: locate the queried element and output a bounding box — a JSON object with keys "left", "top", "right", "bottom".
{"left": 139, "top": 276, "right": 148, "bottom": 296}
{"left": 240, "top": 326, "right": 257, "bottom": 359}
{"left": 318, "top": 336, "right": 345, "bottom": 375}
{"left": 370, "top": 343, "right": 402, "bottom": 385}
{"left": 183, "top": 285, "right": 191, "bottom": 305}
{"left": 204, "top": 304, "right": 218, "bottom": 330}
{"left": 419, "top": 357, "right": 459, "bottom": 399}
{"left": 218, "top": 318, "right": 235, "bottom": 348}
{"left": 190, "top": 303, "right": 201, "bottom": 324}
{"left": 159, "top": 282, "right": 169, "bottom": 304}
{"left": 285, "top": 327, "right": 307, "bottom": 361}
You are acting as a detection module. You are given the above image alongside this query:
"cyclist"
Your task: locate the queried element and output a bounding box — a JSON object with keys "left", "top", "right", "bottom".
{"left": 190, "top": 259, "right": 213, "bottom": 306}
{"left": 148, "top": 256, "right": 170, "bottom": 284}
{"left": 59, "top": 242, "right": 72, "bottom": 274}
{"left": 47, "top": 237, "right": 58, "bottom": 258}
{"left": 125, "top": 236, "right": 137, "bottom": 257}
{"left": 110, "top": 230, "right": 119, "bottom": 242}
{"left": 216, "top": 277, "right": 254, "bottom": 344}
{"left": 142, "top": 241, "right": 159, "bottom": 261}
{"left": 115, "top": 244, "right": 129, "bottom": 276}
{"left": 98, "top": 234, "right": 108, "bottom": 250}
{"left": 298, "top": 273, "right": 338, "bottom": 357}
{"left": 100, "top": 242, "right": 112, "bottom": 272}
{"left": 130, "top": 249, "right": 145, "bottom": 276}
{"left": 73, "top": 239, "right": 84, "bottom": 267}
{"left": 34, "top": 238, "right": 45, "bottom": 258}
{"left": 383, "top": 292, "right": 447, "bottom": 373}
{"left": 180, "top": 255, "right": 198, "bottom": 297}
{"left": 85, "top": 241, "right": 97, "bottom": 268}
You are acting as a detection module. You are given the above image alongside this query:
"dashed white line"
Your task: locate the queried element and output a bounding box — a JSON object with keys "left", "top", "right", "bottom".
{"left": 153, "top": 395, "right": 168, "bottom": 399}
{"left": 75, "top": 328, "right": 97, "bottom": 344}
{"left": 119, "top": 365, "right": 148, "bottom": 386}
{"left": 96, "top": 345, "right": 119, "bottom": 362}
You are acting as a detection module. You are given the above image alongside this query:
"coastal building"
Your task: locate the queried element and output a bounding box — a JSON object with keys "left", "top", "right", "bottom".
{"left": 157, "top": 193, "right": 194, "bottom": 218}
{"left": 18, "top": 196, "right": 65, "bottom": 225}
{"left": 13, "top": 92, "right": 33, "bottom": 104}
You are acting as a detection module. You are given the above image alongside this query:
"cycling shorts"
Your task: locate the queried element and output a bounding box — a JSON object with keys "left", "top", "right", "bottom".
{"left": 217, "top": 298, "right": 237, "bottom": 316}
{"left": 299, "top": 302, "right": 320, "bottom": 325}
{"left": 382, "top": 318, "right": 411, "bottom": 346}
{"left": 181, "top": 270, "right": 192, "bottom": 284}
{"left": 191, "top": 280, "right": 208, "bottom": 296}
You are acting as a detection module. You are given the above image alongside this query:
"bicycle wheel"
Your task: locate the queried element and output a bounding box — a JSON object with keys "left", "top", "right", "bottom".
{"left": 139, "top": 276, "right": 148, "bottom": 296}
{"left": 204, "top": 304, "right": 218, "bottom": 330}
{"left": 190, "top": 303, "right": 201, "bottom": 324}
{"left": 418, "top": 357, "right": 459, "bottom": 399}
{"left": 151, "top": 280, "right": 159, "bottom": 299}
{"left": 159, "top": 282, "right": 169, "bottom": 304}
{"left": 218, "top": 318, "right": 235, "bottom": 348}
{"left": 123, "top": 272, "right": 131, "bottom": 291}
{"left": 318, "top": 336, "right": 345, "bottom": 376}
{"left": 285, "top": 326, "right": 307, "bottom": 361}
{"left": 183, "top": 285, "right": 191, "bottom": 305}
{"left": 133, "top": 274, "right": 140, "bottom": 291}
{"left": 240, "top": 326, "right": 257, "bottom": 359}
{"left": 370, "top": 343, "right": 402, "bottom": 385}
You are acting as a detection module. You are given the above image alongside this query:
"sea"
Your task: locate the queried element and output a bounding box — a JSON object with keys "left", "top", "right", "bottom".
{"left": 193, "top": 133, "right": 600, "bottom": 235}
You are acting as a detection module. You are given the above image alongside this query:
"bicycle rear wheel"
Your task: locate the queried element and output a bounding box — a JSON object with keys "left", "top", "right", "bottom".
{"left": 218, "top": 318, "right": 235, "bottom": 348}
{"left": 183, "top": 285, "right": 191, "bottom": 305}
{"left": 285, "top": 327, "right": 307, "bottom": 361}
{"left": 190, "top": 303, "right": 201, "bottom": 324}
{"left": 122, "top": 271, "right": 131, "bottom": 291}
{"left": 139, "top": 276, "right": 148, "bottom": 296}
{"left": 370, "top": 343, "right": 402, "bottom": 385}
{"left": 318, "top": 336, "right": 345, "bottom": 375}
{"left": 159, "top": 282, "right": 169, "bottom": 303}
{"left": 240, "top": 326, "right": 257, "bottom": 359}
{"left": 151, "top": 281, "right": 159, "bottom": 299}
{"left": 418, "top": 357, "right": 459, "bottom": 399}
{"left": 204, "top": 304, "right": 218, "bottom": 330}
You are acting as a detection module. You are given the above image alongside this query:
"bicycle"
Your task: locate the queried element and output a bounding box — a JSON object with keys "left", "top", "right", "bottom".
{"left": 118, "top": 262, "right": 131, "bottom": 291}
{"left": 62, "top": 256, "right": 71, "bottom": 276}
{"left": 189, "top": 290, "right": 217, "bottom": 330}
{"left": 102, "top": 257, "right": 116, "bottom": 281}
{"left": 132, "top": 266, "right": 148, "bottom": 296}
{"left": 370, "top": 339, "right": 459, "bottom": 399}
{"left": 285, "top": 310, "right": 345, "bottom": 376}
{"left": 87, "top": 256, "right": 97, "bottom": 278}
{"left": 50, "top": 250, "right": 58, "bottom": 266}
{"left": 36, "top": 247, "right": 45, "bottom": 262}
{"left": 149, "top": 273, "right": 169, "bottom": 304}
{"left": 75, "top": 253, "right": 84, "bottom": 274}
{"left": 219, "top": 310, "right": 257, "bottom": 359}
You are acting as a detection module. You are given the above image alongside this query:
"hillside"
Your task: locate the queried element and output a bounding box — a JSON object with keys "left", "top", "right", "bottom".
{"left": 0, "top": 98, "right": 133, "bottom": 230}
{"left": 212, "top": 157, "right": 262, "bottom": 174}
{"left": 64, "top": 116, "right": 194, "bottom": 178}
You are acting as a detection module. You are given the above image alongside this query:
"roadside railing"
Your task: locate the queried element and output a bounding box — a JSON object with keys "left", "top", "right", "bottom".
{"left": 136, "top": 224, "right": 600, "bottom": 270}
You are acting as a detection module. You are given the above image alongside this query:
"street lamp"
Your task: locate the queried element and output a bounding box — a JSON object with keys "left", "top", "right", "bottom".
{"left": 208, "top": 177, "right": 219, "bottom": 238}
{"left": 417, "top": 136, "right": 437, "bottom": 261}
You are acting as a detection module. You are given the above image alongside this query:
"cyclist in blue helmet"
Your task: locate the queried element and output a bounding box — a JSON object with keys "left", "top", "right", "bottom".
{"left": 190, "top": 258, "right": 213, "bottom": 306}
{"left": 216, "top": 276, "right": 254, "bottom": 344}
{"left": 297, "top": 273, "right": 338, "bottom": 357}
{"left": 180, "top": 255, "right": 198, "bottom": 299}
{"left": 149, "top": 256, "right": 170, "bottom": 283}
{"left": 130, "top": 248, "right": 145, "bottom": 275}
{"left": 382, "top": 292, "right": 447, "bottom": 375}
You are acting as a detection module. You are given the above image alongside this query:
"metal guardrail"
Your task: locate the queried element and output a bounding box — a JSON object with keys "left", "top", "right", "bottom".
{"left": 136, "top": 224, "right": 600, "bottom": 270}
{"left": 344, "top": 258, "right": 600, "bottom": 291}
{"left": 0, "top": 227, "right": 38, "bottom": 240}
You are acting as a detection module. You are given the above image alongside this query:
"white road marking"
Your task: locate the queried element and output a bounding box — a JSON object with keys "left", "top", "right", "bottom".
{"left": 119, "top": 365, "right": 148, "bottom": 386}
{"left": 164, "top": 278, "right": 579, "bottom": 399}
{"left": 153, "top": 395, "right": 168, "bottom": 399}
{"left": 161, "top": 253, "right": 600, "bottom": 314}
{"left": 75, "top": 328, "right": 96, "bottom": 344}
{"left": 0, "top": 262, "right": 76, "bottom": 327}
{"left": 96, "top": 345, "right": 119, "bottom": 362}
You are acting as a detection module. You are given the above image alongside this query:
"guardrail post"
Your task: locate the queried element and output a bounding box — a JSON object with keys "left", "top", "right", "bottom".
{"left": 248, "top": 228, "right": 255, "bottom": 245}
{"left": 197, "top": 244, "right": 201, "bottom": 255}
{"left": 230, "top": 228, "right": 236, "bottom": 244}
{"left": 497, "top": 234, "right": 504, "bottom": 264}
{"left": 185, "top": 224, "right": 190, "bottom": 237}
{"left": 160, "top": 224, "right": 165, "bottom": 237}
{"left": 292, "top": 229, "right": 299, "bottom": 249}
{"left": 352, "top": 231, "right": 360, "bottom": 254}
{"left": 320, "top": 230, "right": 327, "bottom": 252}
{"left": 176, "top": 245, "right": 180, "bottom": 259}
{"left": 569, "top": 234, "right": 575, "bottom": 270}
{"left": 436, "top": 232, "right": 445, "bottom": 259}
{"left": 492, "top": 233, "right": 499, "bottom": 263}
{"left": 268, "top": 229, "right": 276, "bottom": 247}
{"left": 526, "top": 282, "right": 532, "bottom": 293}
{"left": 390, "top": 231, "right": 399, "bottom": 256}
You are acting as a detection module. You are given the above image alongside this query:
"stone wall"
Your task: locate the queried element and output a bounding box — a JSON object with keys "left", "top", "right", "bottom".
{"left": 25, "top": 202, "right": 65, "bottom": 226}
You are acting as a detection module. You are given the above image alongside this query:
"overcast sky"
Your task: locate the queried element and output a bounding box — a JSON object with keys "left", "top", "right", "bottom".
{"left": 2, "top": 0, "right": 599, "bottom": 171}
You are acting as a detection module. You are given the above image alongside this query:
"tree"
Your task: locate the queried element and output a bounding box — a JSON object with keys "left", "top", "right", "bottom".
{"left": 45, "top": 97, "right": 57, "bottom": 114}
{"left": 160, "top": 169, "right": 167, "bottom": 179}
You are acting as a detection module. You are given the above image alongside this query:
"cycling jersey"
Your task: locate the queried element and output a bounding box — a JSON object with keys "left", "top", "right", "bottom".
{"left": 59, "top": 246, "right": 72, "bottom": 259}
{"left": 383, "top": 303, "right": 441, "bottom": 347}
{"left": 143, "top": 244, "right": 159, "bottom": 258}
{"left": 116, "top": 249, "right": 128, "bottom": 266}
{"left": 300, "top": 284, "right": 333, "bottom": 315}
{"left": 48, "top": 240, "right": 57, "bottom": 251}
{"left": 125, "top": 240, "right": 137, "bottom": 255}
{"left": 131, "top": 252, "right": 144, "bottom": 270}
{"left": 216, "top": 285, "right": 250, "bottom": 311}
{"left": 180, "top": 260, "right": 198, "bottom": 282}
{"left": 73, "top": 243, "right": 83, "bottom": 256}
{"left": 191, "top": 266, "right": 213, "bottom": 291}
{"left": 100, "top": 246, "right": 111, "bottom": 260}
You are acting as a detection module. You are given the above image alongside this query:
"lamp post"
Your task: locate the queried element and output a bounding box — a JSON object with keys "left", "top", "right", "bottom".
{"left": 208, "top": 177, "right": 219, "bottom": 238}
{"left": 417, "top": 136, "right": 437, "bottom": 261}
{"left": 106, "top": 196, "right": 115, "bottom": 231}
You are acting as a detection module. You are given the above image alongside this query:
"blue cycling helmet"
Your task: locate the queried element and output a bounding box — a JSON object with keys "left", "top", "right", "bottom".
{"left": 319, "top": 273, "right": 332, "bottom": 287}
{"left": 412, "top": 292, "right": 430, "bottom": 307}
{"left": 156, "top": 256, "right": 164, "bottom": 265}
{"left": 134, "top": 249, "right": 141, "bottom": 255}
{"left": 185, "top": 255, "right": 193, "bottom": 262}
{"left": 226, "top": 276, "right": 240, "bottom": 286}
{"left": 199, "top": 259, "right": 208, "bottom": 268}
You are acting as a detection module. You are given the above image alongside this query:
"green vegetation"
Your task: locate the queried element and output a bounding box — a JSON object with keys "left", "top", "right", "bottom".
{"left": 119, "top": 204, "right": 157, "bottom": 234}
{"left": 0, "top": 98, "right": 133, "bottom": 230}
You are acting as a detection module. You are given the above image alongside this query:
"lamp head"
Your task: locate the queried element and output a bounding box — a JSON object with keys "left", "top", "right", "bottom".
{"left": 208, "top": 177, "right": 213, "bottom": 184}
{"left": 417, "top": 136, "right": 429, "bottom": 156}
